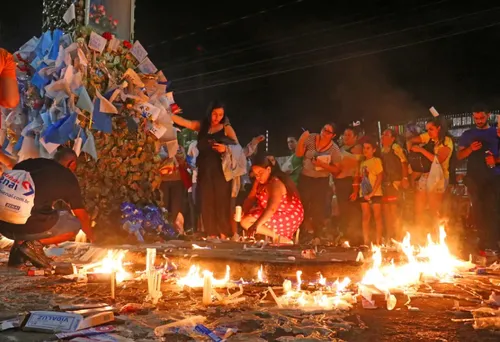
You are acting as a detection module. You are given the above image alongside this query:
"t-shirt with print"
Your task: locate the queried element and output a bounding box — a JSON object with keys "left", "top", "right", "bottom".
{"left": 0, "top": 49, "right": 16, "bottom": 80}
{"left": 419, "top": 133, "right": 454, "bottom": 179}
{"left": 359, "top": 157, "right": 383, "bottom": 197}
{"left": 301, "top": 133, "right": 342, "bottom": 178}
{"left": 0, "top": 158, "right": 84, "bottom": 235}
{"left": 458, "top": 126, "right": 500, "bottom": 179}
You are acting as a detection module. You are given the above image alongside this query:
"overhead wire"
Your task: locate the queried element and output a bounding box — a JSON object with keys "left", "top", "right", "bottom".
{"left": 171, "top": 5, "right": 500, "bottom": 83}
{"left": 158, "top": 0, "right": 452, "bottom": 70}
{"left": 172, "top": 20, "right": 500, "bottom": 94}
{"left": 146, "top": 0, "right": 307, "bottom": 49}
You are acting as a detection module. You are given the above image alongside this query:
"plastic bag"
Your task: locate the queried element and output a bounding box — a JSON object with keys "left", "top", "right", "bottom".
{"left": 426, "top": 157, "right": 445, "bottom": 192}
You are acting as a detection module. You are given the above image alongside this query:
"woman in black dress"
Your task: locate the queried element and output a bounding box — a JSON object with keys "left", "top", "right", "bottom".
{"left": 171, "top": 101, "right": 238, "bottom": 238}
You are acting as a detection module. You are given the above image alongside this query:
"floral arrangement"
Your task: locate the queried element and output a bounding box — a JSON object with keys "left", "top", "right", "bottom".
{"left": 10, "top": 26, "right": 181, "bottom": 240}
{"left": 89, "top": 3, "right": 119, "bottom": 33}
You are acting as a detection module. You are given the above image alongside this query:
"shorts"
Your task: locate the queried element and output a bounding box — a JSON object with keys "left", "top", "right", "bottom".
{"left": 382, "top": 183, "right": 401, "bottom": 203}
{"left": 358, "top": 195, "right": 383, "bottom": 204}
{"left": 416, "top": 173, "right": 448, "bottom": 194}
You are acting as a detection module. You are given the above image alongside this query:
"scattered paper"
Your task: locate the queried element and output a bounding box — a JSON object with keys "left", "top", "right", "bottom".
{"left": 76, "top": 87, "right": 94, "bottom": 113}
{"left": 88, "top": 32, "right": 107, "bottom": 53}
{"left": 150, "top": 123, "right": 167, "bottom": 140}
{"left": 73, "top": 136, "right": 83, "bottom": 156}
{"left": 138, "top": 102, "right": 161, "bottom": 121}
{"left": 96, "top": 90, "right": 118, "bottom": 114}
{"left": 107, "top": 38, "right": 121, "bottom": 52}
{"left": 429, "top": 106, "right": 440, "bottom": 117}
{"left": 77, "top": 48, "right": 88, "bottom": 66}
{"left": 40, "top": 137, "right": 60, "bottom": 154}
{"left": 129, "top": 40, "right": 148, "bottom": 63}
{"left": 138, "top": 57, "right": 158, "bottom": 74}
{"left": 62, "top": 3, "right": 76, "bottom": 24}
{"left": 82, "top": 129, "right": 98, "bottom": 160}
{"left": 123, "top": 68, "right": 144, "bottom": 87}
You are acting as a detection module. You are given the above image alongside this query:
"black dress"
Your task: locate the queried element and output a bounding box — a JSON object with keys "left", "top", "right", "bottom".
{"left": 196, "top": 128, "right": 233, "bottom": 237}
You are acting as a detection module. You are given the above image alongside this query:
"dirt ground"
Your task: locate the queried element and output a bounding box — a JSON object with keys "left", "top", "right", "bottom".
{"left": 0, "top": 262, "right": 499, "bottom": 342}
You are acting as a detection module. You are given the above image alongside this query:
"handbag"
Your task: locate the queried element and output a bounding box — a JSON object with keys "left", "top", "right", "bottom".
{"left": 408, "top": 141, "right": 435, "bottom": 173}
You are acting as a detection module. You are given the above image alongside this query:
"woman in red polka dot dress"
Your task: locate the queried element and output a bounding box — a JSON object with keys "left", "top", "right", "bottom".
{"left": 240, "top": 154, "right": 304, "bottom": 244}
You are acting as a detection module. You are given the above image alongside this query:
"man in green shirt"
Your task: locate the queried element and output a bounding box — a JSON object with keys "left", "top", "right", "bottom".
{"left": 284, "top": 136, "right": 303, "bottom": 185}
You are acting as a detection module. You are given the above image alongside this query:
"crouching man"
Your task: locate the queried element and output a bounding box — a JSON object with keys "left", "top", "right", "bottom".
{"left": 0, "top": 147, "right": 93, "bottom": 268}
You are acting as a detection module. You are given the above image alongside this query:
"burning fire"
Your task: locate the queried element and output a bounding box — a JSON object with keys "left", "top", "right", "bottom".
{"left": 360, "top": 226, "right": 474, "bottom": 296}
{"left": 177, "top": 265, "right": 231, "bottom": 288}
{"left": 257, "top": 265, "right": 265, "bottom": 283}
{"left": 92, "top": 250, "right": 129, "bottom": 283}
{"left": 277, "top": 271, "right": 354, "bottom": 311}
{"left": 75, "top": 230, "right": 87, "bottom": 243}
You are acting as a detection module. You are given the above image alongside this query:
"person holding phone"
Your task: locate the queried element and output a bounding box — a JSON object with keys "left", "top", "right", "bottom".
{"left": 457, "top": 105, "right": 500, "bottom": 255}
{"left": 295, "top": 123, "right": 342, "bottom": 239}
{"left": 170, "top": 100, "right": 239, "bottom": 239}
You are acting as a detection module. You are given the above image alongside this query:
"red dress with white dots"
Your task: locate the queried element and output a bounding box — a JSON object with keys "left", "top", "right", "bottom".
{"left": 250, "top": 178, "right": 304, "bottom": 239}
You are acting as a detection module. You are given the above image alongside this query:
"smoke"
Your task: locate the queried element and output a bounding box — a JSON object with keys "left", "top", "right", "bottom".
{"left": 331, "top": 56, "right": 427, "bottom": 131}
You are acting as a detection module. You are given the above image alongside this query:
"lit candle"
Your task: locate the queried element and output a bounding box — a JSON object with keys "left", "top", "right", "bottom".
{"left": 202, "top": 271, "right": 213, "bottom": 305}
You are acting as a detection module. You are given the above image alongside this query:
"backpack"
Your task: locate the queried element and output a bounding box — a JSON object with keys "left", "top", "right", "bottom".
{"left": 0, "top": 169, "right": 36, "bottom": 224}
{"left": 408, "top": 141, "right": 435, "bottom": 173}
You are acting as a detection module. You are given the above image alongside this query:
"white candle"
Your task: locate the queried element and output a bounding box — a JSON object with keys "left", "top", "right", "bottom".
{"left": 234, "top": 206, "right": 242, "bottom": 222}
{"left": 110, "top": 271, "right": 116, "bottom": 300}
{"left": 202, "top": 271, "right": 213, "bottom": 305}
{"left": 146, "top": 248, "right": 156, "bottom": 272}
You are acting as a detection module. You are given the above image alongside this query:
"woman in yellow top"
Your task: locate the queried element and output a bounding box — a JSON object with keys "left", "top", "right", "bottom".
{"left": 350, "top": 138, "right": 384, "bottom": 246}
{"left": 407, "top": 118, "right": 453, "bottom": 224}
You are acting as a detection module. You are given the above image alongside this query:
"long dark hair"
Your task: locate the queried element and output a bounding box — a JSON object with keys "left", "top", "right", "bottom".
{"left": 426, "top": 117, "right": 448, "bottom": 145}
{"left": 251, "top": 153, "right": 299, "bottom": 201}
{"left": 198, "top": 100, "right": 228, "bottom": 142}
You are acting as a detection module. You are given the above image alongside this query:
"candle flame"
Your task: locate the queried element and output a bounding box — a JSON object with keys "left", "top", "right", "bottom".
{"left": 177, "top": 265, "right": 231, "bottom": 288}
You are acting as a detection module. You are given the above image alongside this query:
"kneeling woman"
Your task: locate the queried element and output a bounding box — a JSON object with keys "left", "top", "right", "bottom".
{"left": 240, "top": 154, "right": 304, "bottom": 244}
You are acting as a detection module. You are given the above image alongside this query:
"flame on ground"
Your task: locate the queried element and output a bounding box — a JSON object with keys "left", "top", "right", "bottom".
{"left": 75, "top": 230, "right": 87, "bottom": 243}
{"left": 257, "top": 265, "right": 265, "bottom": 283}
{"left": 360, "top": 226, "right": 474, "bottom": 296}
{"left": 92, "top": 250, "right": 129, "bottom": 283}
{"left": 278, "top": 271, "right": 354, "bottom": 311}
{"left": 177, "top": 265, "right": 231, "bottom": 288}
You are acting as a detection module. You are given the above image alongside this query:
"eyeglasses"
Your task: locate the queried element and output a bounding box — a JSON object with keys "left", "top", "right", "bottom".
{"left": 322, "top": 127, "right": 334, "bottom": 135}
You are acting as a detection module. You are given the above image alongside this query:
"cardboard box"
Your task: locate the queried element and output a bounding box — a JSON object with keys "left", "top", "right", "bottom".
{"left": 22, "top": 311, "right": 114, "bottom": 333}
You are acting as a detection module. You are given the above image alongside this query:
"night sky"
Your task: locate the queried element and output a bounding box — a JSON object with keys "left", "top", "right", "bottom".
{"left": 1, "top": 0, "right": 500, "bottom": 155}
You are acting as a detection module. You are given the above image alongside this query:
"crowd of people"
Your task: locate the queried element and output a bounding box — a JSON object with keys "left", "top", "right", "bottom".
{"left": 161, "top": 102, "right": 500, "bottom": 258}
{"left": 0, "top": 45, "right": 499, "bottom": 269}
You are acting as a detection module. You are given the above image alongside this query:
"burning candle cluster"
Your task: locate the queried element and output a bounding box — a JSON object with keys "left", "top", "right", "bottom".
{"left": 71, "top": 225, "right": 475, "bottom": 313}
